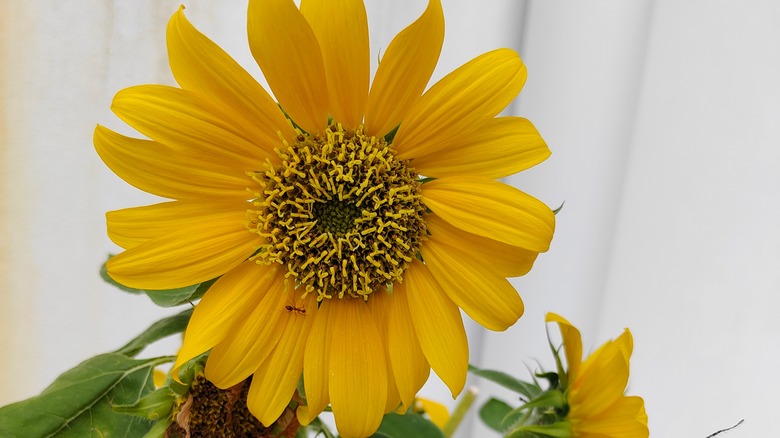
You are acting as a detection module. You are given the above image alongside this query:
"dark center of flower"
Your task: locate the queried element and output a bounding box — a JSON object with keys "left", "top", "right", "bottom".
{"left": 248, "top": 124, "right": 427, "bottom": 300}
{"left": 311, "top": 199, "right": 362, "bottom": 235}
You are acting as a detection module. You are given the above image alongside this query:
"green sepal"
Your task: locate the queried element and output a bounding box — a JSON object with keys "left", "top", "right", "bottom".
{"left": 500, "top": 406, "right": 534, "bottom": 433}
{"left": 295, "top": 427, "right": 310, "bottom": 438}
{"left": 534, "top": 372, "right": 560, "bottom": 391}
{"left": 514, "top": 390, "right": 566, "bottom": 413}
{"left": 479, "top": 398, "right": 514, "bottom": 433}
{"left": 507, "top": 422, "right": 571, "bottom": 438}
{"left": 0, "top": 354, "right": 172, "bottom": 438}
{"left": 172, "top": 352, "right": 207, "bottom": 391}
{"left": 468, "top": 364, "right": 543, "bottom": 399}
{"left": 384, "top": 124, "right": 400, "bottom": 144}
{"left": 112, "top": 387, "right": 176, "bottom": 421}
{"left": 503, "top": 432, "right": 541, "bottom": 438}
{"left": 101, "top": 256, "right": 217, "bottom": 307}
{"left": 545, "top": 326, "right": 568, "bottom": 390}
{"left": 142, "top": 418, "right": 173, "bottom": 438}
{"left": 371, "top": 412, "right": 445, "bottom": 438}
{"left": 116, "top": 308, "right": 193, "bottom": 357}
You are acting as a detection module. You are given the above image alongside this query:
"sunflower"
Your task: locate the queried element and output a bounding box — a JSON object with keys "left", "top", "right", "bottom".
{"left": 546, "top": 313, "right": 649, "bottom": 437}
{"left": 95, "top": 0, "right": 554, "bottom": 436}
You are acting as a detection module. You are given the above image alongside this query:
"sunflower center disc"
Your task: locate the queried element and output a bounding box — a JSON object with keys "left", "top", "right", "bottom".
{"left": 248, "top": 124, "right": 427, "bottom": 300}
{"left": 312, "top": 199, "right": 362, "bottom": 236}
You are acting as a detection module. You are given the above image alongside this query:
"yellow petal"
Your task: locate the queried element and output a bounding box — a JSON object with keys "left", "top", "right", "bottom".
{"left": 572, "top": 396, "right": 648, "bottom": 437}
{"left": 364, "top": 0, "right": 443, "bottom": 137}
{"left": 94, "top": 126, "right": 250, "bottom": 202}
{"left": 300, "top": 0, "right": 368, "bottom": 128}
{"left": 403, "top": 260, "right": 467, "bottom": 398}
{"left": 425, "top": 213, "right": 538, "bottom": 278}
{"left": 366, "top": 288, "right": 403, "bottom": 413}
{"left": 107, "top": 199, "right": 250, "bottom": 250}
{"left": 298, "top": 299, "right": 336, "bottom": 425}
{"left": 247, "top": 289, "right": 318, "bottom": 426}
{"left": 248, "top": 0, "right": 328, "bottom": 133}
{"left": 167, "top": 7, "right": 295, "bottom": 149}
{"left": 111, "top": 85, "right": 271, "bottom": 170}
{"left": 570, "top": 337, "right": 631, "bottom": 417}
{"left": 204, "top": 269, "right": 287, "bottom": 388}
{"left": 421, "top": 237, "right": 523, "bottom": 331}
{"left": 106, "top": 211, "right": 262, "bottom": 289}
{"left": 411, "top": 117, "right": 550, "bottom": 178}
{"left": 329, "top": 298, "right": 387, "bottom": 438}
{"left": 421, "top": 177, "right": 555, "bottom": 252}
{"left": 393, "top": 49, "right": 527, "bottom": 159}
{"left": 173, "top": 261, "right": 277, "bottom": 376}
{"left": 153, "top": 369, "right": 167, "bottom": 388}
{"left": 387, "top": 281, "right": 430, "bottom": 409}
{"left": 416, "top": 397, "right": 450, "bottom": 430}
{"left": 545, "top": 312, "right": 583, "bottom": 382}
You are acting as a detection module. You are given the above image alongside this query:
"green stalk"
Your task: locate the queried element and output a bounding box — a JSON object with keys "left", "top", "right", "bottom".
{"left": 442, "top": 387, "right": 478, "bottom": 438}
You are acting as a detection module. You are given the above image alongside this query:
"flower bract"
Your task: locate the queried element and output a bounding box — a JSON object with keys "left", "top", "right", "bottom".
{"left": 546, "top": 313, "right": 649, "bottom": 438}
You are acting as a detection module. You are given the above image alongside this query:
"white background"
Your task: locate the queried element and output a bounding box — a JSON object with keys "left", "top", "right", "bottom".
{"left": 2, "top": 1, "right": 779, "bottom": 436}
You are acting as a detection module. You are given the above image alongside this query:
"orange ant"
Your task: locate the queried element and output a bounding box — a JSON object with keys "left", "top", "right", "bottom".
{"left": 285, "top": 304, "right": 307, "bottom": 315}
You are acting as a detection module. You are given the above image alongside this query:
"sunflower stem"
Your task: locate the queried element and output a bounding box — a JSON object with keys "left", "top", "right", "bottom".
{"left": 442, "top": 387, "right": 478, "bottom": 438}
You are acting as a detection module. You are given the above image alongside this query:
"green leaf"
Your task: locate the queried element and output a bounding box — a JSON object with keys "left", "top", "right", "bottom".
{"left": 0, "top": 353, "right": 173, "bottom": 438}
{"left": 506, "top": 423, "right": 571, "bottom": 438}
{"left": 142, "top": 418, "right": 173, "bottom": 438}
{"left": 371, "top": 413, "right": 445, "bottom": 438}
{"left": 101, "top": 257, "right": 217, "bottom": 307}
{"left": 100, "top": 258, "right": 140, "bottom": 294}
{"left": 504, "top": 432, "right": 541, "bottom": 438}
{"left": 144, "top": 278, "right": 216, "bottom": 307}
{"left": 468, "top": 365, "right": 542, "bottom": 399}
{"left": 116, "top": 308, "right": 193, "bottom": 357}
{"left": 112, "top": 387, "right": 176, "bottom": 421}
{"left": 479, "top": 398, "right": 514, "bottom": 433}
{"left": 307, "top": 417, "right": 337, "bottom": 438}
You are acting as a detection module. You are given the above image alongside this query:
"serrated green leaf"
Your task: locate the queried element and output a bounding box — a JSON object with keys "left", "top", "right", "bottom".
{"left": 113, "top": 387, "right": 176, "bottom": 421}
{"left": 468, "top": 365, "right": 542, "bottom": 399}
{"left": 371, "top": 413, "right": 445, "bottom": 438}
{"left": 116, "top": 308, "right": 193, "bottom": 357}
{"left": 479, "top": 398, "right": 514, "bottom": 433}
{"left": 101, "top": 257, "right": 216, "bottom": 307}
{"left": 0, "top": 353, "right": 172, "bottom": 438}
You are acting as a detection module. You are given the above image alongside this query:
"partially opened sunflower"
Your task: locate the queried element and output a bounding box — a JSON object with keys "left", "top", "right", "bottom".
{"left": 547, "top": 313, "right": 649, "bottom": 437}
{"left": 95, "top": 0, "right": 554, "bottom": 436}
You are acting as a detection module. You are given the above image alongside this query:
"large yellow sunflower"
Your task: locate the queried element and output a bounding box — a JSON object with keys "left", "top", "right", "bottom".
{"left": 546, "top": 313, "right": 649, "bottom": 437}
{"left": 95, "top": 1, "right": 554, "bottom": 436}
